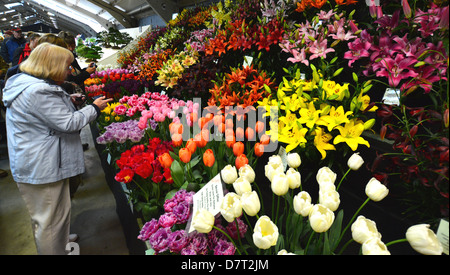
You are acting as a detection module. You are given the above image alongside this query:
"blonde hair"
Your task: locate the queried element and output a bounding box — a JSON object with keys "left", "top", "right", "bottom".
{"left": 19, "top": 42, "right": 74, "bottom": 83}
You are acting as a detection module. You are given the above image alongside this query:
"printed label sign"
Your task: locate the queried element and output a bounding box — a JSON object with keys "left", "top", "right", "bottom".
{"left": 188, "top": 174, "right": 224, "bottom": 233}
{"left": 382, "top": 88, "right": 400, "bottom": 106}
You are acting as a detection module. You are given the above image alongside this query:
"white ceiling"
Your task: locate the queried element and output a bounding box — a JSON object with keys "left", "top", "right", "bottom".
{"left": 1, "top": 0, "right": 216, "bottom": 37}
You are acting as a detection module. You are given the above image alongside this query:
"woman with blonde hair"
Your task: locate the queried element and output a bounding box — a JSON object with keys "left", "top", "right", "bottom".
{"left": 2, "top": 42, "right": 112, "bottom": 255}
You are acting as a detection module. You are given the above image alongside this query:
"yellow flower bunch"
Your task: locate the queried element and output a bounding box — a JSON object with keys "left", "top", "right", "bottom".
{"left": 155, "top": 51, "right": 199, "bottom": 89}
{"left": 260, "top": 67, "right": 376, "bottom": 160}
{"left": 101, "top": 102, "right": 127, "bottom": 123}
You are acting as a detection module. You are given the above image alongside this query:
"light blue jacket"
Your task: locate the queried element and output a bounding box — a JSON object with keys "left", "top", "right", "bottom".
{"left": 2, "top": 73, "right": 98, "bottom": 184}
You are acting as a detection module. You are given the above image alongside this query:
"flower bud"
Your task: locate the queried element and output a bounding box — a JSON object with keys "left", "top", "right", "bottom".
{"left": 365, "top": 177, "right": 389, "bottom": 201}
{"left": 293, "top": 191, "right": 313, "bottom": 217}
{"left": 271, "top": 172, "right": 289, "bottom": 196}
{"left": 241, "top": 191, "right": 261, "bottom": 216}
{"left": 235, "top": 154, "right": 249, "bottom": 170}
{"left": 203, "top": 149, "right": 215, "bottom": 167}
{"left": 351, "top": 216, "right": 381, "bottom": 244}
{"left": 221, "top": 165, "right": 238, "bottom": 184}
{"left": 220, "top": 192, "right": 242, "bottom": 223}
{"left": 158, "top": 152, "right": 173, "bottom": 169}
{"left": 406, "top": 224, "right": 443, "bottom": 255}
{"left": 253, "top": 216, "right": 279, "bottom": 249}
{"left": 277, "top": 249, "right": 295, "bottom": 255}
{"left": 239, "top": 164, "right": 255, "bottom": 183}
{"left": 287, "top": 152, "right": 301, "bottom": 168}
{"left": 309, "top": 204, "right": 335, "bottom": 233}
{"left": 265, "top": 156, "right": 284, "bottom": 182}
{"left": 233, "top": 177, "right": 252, "bottom": 196}
{"left": 362, "top": 237, "right": 391, "bottom": 255}
{"left": 192, "top": 209, "right": 215, "bottom": 233}
{"left": 179, "top": 147, "right": 192, "bottom": 163}
{"left": 286, "top": 168, "right": 301, "bottom": 189}
{"left": 347, "top": 152, "right": 364, "bottom": 170}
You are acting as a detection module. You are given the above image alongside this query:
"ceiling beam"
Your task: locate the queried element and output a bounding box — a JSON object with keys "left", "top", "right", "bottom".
{"left": 143, "top": 0, "right": 178, "bottom": 23}
{"left": 86, "top": 0, "right": 137, "bottom": 28}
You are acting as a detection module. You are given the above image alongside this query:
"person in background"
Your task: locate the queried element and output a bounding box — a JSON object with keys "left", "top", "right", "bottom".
{"left": 2, "top": 42, "right": 112, "bottom": 255}
{"left": 58, "top": 31, "right": 96, "bottom": 90}
{"left": 0, "top": 28, "right": 26, "bottom": 65}
{"left": 11, "top": 32, "right": 41, "bottom": 66}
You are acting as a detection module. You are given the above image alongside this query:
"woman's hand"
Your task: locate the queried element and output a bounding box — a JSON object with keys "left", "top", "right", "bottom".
{"left": 93, "top": 96, "right": 113, "bottom": 110}
{"left": 70, "top": 93, "right": 86, "bottom": 106}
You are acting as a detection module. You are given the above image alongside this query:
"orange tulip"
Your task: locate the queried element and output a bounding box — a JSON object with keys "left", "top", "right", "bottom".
{"left": 235, "top": 154, "right": 249, "bottom": 170}
{"left": 186, "top": 138, "right": 197, "bottom": 154}
{"left": 171, "top": 133, "right": 183, "bottom": 147}
{"left": 225, "top": 134, "right": 236, "bottom": 148}
{"left": 260, "top": 134, "right": 270, "bottom": 145}
{"left": 169, "top": 122, "right": 183, "bottom": 135}
{"left": 254, "top": 142, "right": 264, "bottom": 157}
{"left": 179, "top": 147, "right": 192, "bottom": 163}
{"left": 255, "top": 121, "right": 265, "bottom": 134}
{"left": 213, "top": 114, "right": 224, "bottom": 126}
{"left": 203, "top": 149, "right": 215, "bottom": 167}
{"left": 194, "top": 131, "right": 208, "bottom": 148}
{"left": 236, "top": 127, "right": 244, "bottom": 140}
{"left": 158, "top": 152, "right": 173, "bottom": 169}
{"left": 225, "top": 118, "right": 233, "bottom": 129}
{"left": 245, "top": 127, "right": 255, "bottom": 141}
{"left": 218, "top": 123, "right": 226, "bottom": 133}
{"left": 233, "top": 141, "right": 245, "bottom": 156}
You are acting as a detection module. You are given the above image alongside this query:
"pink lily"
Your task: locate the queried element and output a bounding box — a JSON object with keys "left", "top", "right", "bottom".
{"left": 287, "top": 48, "right": 309, "bottom": 66}
{"left": 309, "top": 39, "right": 335, "bottom": 60}
{"left": 376, "top": 55, "right": 419, "bottom": 87}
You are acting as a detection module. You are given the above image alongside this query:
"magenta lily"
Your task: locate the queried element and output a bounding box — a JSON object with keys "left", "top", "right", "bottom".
{"left": 376, "top": 55, "right": 419, "bottom": 88}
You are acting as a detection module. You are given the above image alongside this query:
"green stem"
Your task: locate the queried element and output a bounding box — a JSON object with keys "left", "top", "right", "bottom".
{"left": 334, "top": 197, "right": 370, "bottom": 251}
{"left": 235, "top": 219, "right": 249, "bottom": 255}
{"left": 275, "top": 195, "right": 280, "bottom": 225}
{"left": 133, "top": 180, "right": 149, "bottom": 202}
{"left": 336, "top": 168, "right": 351, "bottom": 191}
{"left": 213, "top": 225, "right": 242, "bottom": 255}
{"left": 337, "top": 238, "right": 354, "bottom": 255}
{"left": 385, "top": 238, "right": 408, "bottom": 247}
{"left": 304, "top": 231, "right": 316, "bottom": 255}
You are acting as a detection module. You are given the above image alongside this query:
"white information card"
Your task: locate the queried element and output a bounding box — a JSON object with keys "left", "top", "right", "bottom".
{"left": 188, "top": 174, "right": 224, "bottom": 233}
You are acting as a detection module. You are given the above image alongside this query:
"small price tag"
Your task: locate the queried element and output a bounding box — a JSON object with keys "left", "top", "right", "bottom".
{"left": 382, "top": 88, "right": 400, "bottom": 106}
{"left": 187, "top": 173, "right": 224, "bottom": 233}
{"left": 243, "top": 56, "right": 253, "bottom": 67}
{"left": 278, "top": 146, "right": 288, "bottom": 171}
{"left": 437, "top": 219, "right": 449, "bottom": 255}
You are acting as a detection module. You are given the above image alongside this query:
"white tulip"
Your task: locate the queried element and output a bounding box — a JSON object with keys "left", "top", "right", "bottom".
{"left": 220, "top": 192, "right": 242, "bottom": 223}
{"left": 316, "top": 166, "right": 337, "bottom": 185}
{"left": 277, "top": 249, "right": 296, "bottom": 255}
{"left": 318, "top": 189, "right": 340, "bottom": 212}
{"left": 286, "top": 168, "right": 301, "bottom": 189}
{"left": 253, "top": 215, "right": 279, "bottom": 249}
{"left": 233, "top": 176, "right": 252, "bottom": 196}
{"left": 309, "top": 204, "right": 335, "bottom": 233}
{"left": 241, "top": 191, "right": 261, "bottom": 216}
{"left": 351, "top": 216, "right": 382, "bottom": 244}
{"left": 221, "top": 165, "right": 238, "bottom": 184}
{"left": 238, "top": 164, "right": 255, "bottom": 183}
{"left": 265, "top": 158, "right": 284, "bottom": 182}
{"left": 362, "top": 237, "right": 391, "bottom": 255}
{"left": 347, "top": 152, "right": 364, "bottom": 170}
{"left": 286, "top": 152, "right": 301, "bottom": 168}
{"left": 271, "top": 172, "right": 289, "bottom": 196}
{"left": 365, "top": 177, "right": 389, "bottom": 202}
{"left": 406, "top": 224, "right": 443, "bottom": 255}
{"left": 293, "top": 191, "right": 313, "bottom": 217}
{"left": 192, "top": 209, "right": 215, "bottom": 234}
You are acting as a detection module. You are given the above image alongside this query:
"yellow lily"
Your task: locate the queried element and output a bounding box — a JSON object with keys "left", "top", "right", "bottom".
{"left": 313, "top": 127, "right": 336, "bottom": 160}
{"left": 316, "top": 106, "right": 353, "bottom": 132}
{"left": 333, "top": 119, "right": 370, "bottom": 151}
{"left": 322, "top": 80, "right": 349, "bottom": 101}
{"left": 298, "top": 101, "right": 322, "bottom": 129}
{"left": 278, "top": 121, "right": 308, "bottom": 152}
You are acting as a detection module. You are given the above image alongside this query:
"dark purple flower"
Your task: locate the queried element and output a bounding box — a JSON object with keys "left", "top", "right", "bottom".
{"left": 172, "top": 202, "right": 191, "bottom": 224}
{"left": 158, "top": 213, "right": 177, "bottom": 228}
{"left": 149, "top": 227, "right": 172, "bottom": 254}
{"left": 189, "top": 232, "right": 209, "bottom": 255}
{"left": 168, "top": 230, "right": 189, "bottom": 254}
{"left": 226, "top": 217, "right": 248, "bottom": 240}
{"left": 213, "top": 239, "right": 236, "bottom": 255}
{"left": 138, "top": 218, "right": 159, "bottom": 241}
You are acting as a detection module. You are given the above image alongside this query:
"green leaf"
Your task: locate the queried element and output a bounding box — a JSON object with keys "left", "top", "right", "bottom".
{"left": 171, "top": 160, "right": 184, "bottom": 188}
{"left": 329, "top": 209, "right": 344, "bottom": 250}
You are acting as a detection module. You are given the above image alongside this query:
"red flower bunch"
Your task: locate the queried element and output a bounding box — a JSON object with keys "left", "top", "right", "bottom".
{"left": 115, "top": 138, "right": 174, "bottom": 184}
{"left": 207, "top": 65, "right": 276, "bottom": 109}
{"left": 205, "top": 18, "right": 284, "bottom": 56}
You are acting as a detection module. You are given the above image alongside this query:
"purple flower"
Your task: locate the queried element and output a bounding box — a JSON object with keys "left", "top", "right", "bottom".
{"left": 158, "top": 213, "right": 177, "bottom": 228}
{"left": 226, "top": 217, "right": 248, "bottom": 240}
{"left": 168, "top": 230, "right": 189, "bottom": 254}
{"left": 149, "top": 227, "right": 172, "bottom": 254}
{"left": 213, "top": 239, "right": 236, "bottom": 255}
{"left": 188, "top": 232, "right": 209, "bottom": 255}
{"left": 138, "top": 219, "right": 159, "bottom": 241}
{"left": 172, "top": 202, "right": 191, "bottom": 224}
{"left": 207, "top": 225, "right": 227, "bottom": 250}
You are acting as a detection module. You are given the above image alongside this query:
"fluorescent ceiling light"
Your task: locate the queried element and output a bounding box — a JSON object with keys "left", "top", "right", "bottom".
{"left": 5, "top": 3, "right": 23, "bottom": 9}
